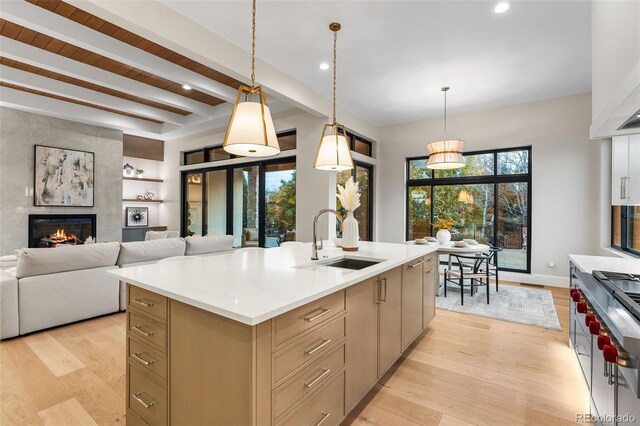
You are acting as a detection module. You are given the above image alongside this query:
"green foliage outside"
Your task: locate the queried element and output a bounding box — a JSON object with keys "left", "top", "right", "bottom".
{"left": 266, "top": 171, "right": 296, "bottom": 236}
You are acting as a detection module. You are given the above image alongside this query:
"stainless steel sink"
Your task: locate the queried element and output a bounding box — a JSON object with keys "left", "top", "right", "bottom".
{"left": 294, "top": 256, "right": 385, "bottom": 272}
{"left": 321, "top": 258, "right": 381, "bottom": 270}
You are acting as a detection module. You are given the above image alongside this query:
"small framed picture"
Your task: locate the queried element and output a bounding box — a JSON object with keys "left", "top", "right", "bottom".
{"left": 126, "top": 207, "right": 149, "bottom": 227}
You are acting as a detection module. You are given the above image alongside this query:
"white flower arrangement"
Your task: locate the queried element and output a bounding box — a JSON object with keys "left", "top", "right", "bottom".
{"left": 337, "top": 177, "right": 361, "bottom": 212}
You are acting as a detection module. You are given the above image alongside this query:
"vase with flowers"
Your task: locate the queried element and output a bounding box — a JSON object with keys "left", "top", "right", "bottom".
{"left": 337, "top": 177, "right": 361, "bottom": 251}
{"left": 433, "top": 218, "right": 455, "bottom": 244}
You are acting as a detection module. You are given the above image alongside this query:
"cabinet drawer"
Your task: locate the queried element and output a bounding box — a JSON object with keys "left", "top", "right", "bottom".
{"left": 274, "top": 291, "right": 345, "bottom": 349}
{"left": 277, "top": 369, "right": 345, "bottom": 426}
{"left": 128, "top": 311, "right": 167, "bottom": 352}
{"left": 129, "top": 363, "right": 167, "bottom": 426}
{"left": 129, "top": 337, "right": 167, "bottom": 381}
{"left": 128, "top": 285, "right": 167, "bottom": 322}
{"left": 126, "top": 408, "right": 149, "bottom": 426}
{"left": 425, "top": 254, "right": 436, "bottom": 267}
{"left": 274, "top": 344, "right": 345, "bottom": 420}
{"left": 273, "top": 316, "right": 345, "bottom": 384}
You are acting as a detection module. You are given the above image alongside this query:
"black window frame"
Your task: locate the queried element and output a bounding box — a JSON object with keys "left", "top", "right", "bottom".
{"left": 611, "top": 206, "right": 640, "bottom": 258}
{"left": 337, "top": 161, "right": 374, "bottom": 241}
{"left": 344, "top": 130, "right": 374, "bottom": 158}
{"left": 406, "top": 146, "right": 532, "bottom": 273}
{"left": 181, "top": 155, "right": 296, "bottom": 247}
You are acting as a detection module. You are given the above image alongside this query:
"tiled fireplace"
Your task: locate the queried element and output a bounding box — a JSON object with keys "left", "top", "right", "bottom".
{"left": 28, "top": 214, "right": 96, "bottom": 248}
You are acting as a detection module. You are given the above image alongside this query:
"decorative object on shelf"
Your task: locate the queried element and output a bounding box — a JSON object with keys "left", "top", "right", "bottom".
{"left": 426, "top": 87, "right": 465, "bottom": 170}
{"left": 123, "top": 163, "right": 135, "bottom": 177}
{"left": 223, "top": 0, "right": 280, "bottom": 158}
{"left": 135, "top": 169, "right": 144, "bottom": 179}
{"left": 337, "top": 176, "right": 361, "bottom": 251}
{"left": 434, "top": 217, "right": 454, "bottom": 244}
{"left": 136, "top": 195, "right": 144, "bottom": 200}
{"left": 187, "top": 175, "right": 202, "bottom": 184}
{"left": 458, "top": 189, "right": 474, "bottom": 204}
{"left": 84, "top": 236, "right": 95, "bottom": 244}
{"left": 143, "top": 191, "right": 155, "bottom": 200}
{"left": 34, "top": 145, "right": 94, "bottom": 207}
{"left": 126, "top": 207, "right": 149, "bottom": 227}
{"left": 314, "top": 22, "right": 354, "bottom": 171}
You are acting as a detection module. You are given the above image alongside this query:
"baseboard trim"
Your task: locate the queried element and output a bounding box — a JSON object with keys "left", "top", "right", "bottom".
{"left": 498, "top": 272, "right": 569, "bottom": 288}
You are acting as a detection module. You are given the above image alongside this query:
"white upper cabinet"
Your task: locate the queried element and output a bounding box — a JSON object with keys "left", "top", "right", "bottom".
{"left": 612, "top": 135, "right": 640, "bottom": 205}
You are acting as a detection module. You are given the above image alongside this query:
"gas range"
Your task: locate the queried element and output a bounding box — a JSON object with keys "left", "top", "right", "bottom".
{"left": 593, "top": 270, "right": 640, "bottom": 322}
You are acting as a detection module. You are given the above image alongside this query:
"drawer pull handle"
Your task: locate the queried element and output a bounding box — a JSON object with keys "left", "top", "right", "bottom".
{"left": 132, "top": 298, "right": 154, "bottom": 308}
{"left": 304, "top": 368, "right": 332, "bottom": 388}
{"left": 304, "top": 307, "right": 331, "bottom": 322}
{"left": 315, "top": 411, "right": 331, "bottom": 426}
{"left": 131, "top": 352, "right": 156, "bottom": 366}
{"left": 132, "top": 325, "right": 154, "bottom": 337}
{"left": 409, "top": 260, "right": 425, "bottom": 268}
{"left": 305, "top": 338, "right": 332, "bottom": 355}
{"left": 132, "top": 392, "right": 158, "bottom": 409}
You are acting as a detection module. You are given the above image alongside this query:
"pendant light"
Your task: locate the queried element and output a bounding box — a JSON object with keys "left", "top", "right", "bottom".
{"left": 426, "top": 87, "right": 465, "bottom": 170}
{"left": 223, "top": 0, "right": 280, "bottom": 157}
{"left": 314, "top": 22, "right": 354, "bottom": 171}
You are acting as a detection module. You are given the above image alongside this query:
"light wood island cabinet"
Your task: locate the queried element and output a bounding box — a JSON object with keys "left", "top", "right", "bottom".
{"left": 125, "top": 253, "right": 439, "bottom": 425}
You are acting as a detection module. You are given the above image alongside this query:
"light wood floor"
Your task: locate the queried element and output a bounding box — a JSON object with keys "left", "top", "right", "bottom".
{"left": 0, "top": 283, "right": 589, "bottom": 426}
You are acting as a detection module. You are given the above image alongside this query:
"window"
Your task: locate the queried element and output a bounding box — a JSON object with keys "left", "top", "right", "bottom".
{"left": 182, "top": 133, "right": 297, "bottom": 247}
{"left": 337, "top": 162, "right": 374, "bottom": 241}
{"left": 183, "top": 132, "right": 297, "bottom": 166}
{"left": 612, "top": 206, "right": 640, "bottom": 257}
{"left": 406, "top": 147, "right": 531, "bottom": 272}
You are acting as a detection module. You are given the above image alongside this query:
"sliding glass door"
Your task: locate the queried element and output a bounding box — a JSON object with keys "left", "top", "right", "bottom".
{"left": 337, "top": 162, "right": 374, "bottom": 241}
{"left": 182, "top": 158, "right": 296, "bottom": 248}
{"left": 265, "top": 162, "right": 296, "bottom": 247}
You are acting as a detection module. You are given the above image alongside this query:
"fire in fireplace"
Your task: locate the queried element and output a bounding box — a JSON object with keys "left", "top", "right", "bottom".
{"left": 28, "top": 214, "right": 96, "bottom": 248}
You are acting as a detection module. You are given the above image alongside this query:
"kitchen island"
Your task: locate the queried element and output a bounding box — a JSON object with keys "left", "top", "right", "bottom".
{"left": 108, "top": 241, "right": 439, "bottom": 426}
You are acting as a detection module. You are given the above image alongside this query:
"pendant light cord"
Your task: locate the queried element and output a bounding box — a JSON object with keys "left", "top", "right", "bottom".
{"left": 251, "top": 0, "right": 256, "bottom": 88}
{"left": 443, "top": 89, "right": 447, "bottom": 142}
{"left": 332, "top": 28, "right": 337, "bottom": 125}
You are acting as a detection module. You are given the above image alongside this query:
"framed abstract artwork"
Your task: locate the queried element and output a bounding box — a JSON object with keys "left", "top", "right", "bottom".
{"left": 126, "top": 207, "right": 149, "bottom": 227}
{"left": 34, "top": 145, "right": 95, "bottom": 207}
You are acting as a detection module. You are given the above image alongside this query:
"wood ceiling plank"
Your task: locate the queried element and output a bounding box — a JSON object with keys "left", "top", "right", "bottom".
{"left": 44, "top": 38, "right": 66, "bottom": 54}
{"left": 57, "top": 44, "right": 79, "bottom": 57}
{"left": 83, "top": 15, "right": 104, "bottom": 31}
{"left": 68, "top": 9, "right": 93, "bottom": 26}
{"left": 52, "top": 2, "right": 75, "bottom": 18}
{"left": 69, "top": 49, "right": 91, "bottom": 62}
{"left": 34, "top": 0, "right": 62, "bottom": 13}
{"left": 16, "top": 28, "right": 38, "bottom": 45}
{"left": 1, "top": 20, "right": 22, "bottom": 39}
{"left": 32, "top": 33, "right": 52, "bottom": 49}
{"left": 96, "top": 21, "right": 119, "bottom": 37}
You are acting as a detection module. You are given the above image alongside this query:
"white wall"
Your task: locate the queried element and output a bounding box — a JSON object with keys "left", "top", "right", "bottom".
{"left": 161, "top": 109, "right": 379, "bottom": 243}
{"left": 377, "top": 93, "right": 601, "bottom": 283}
{"left": 0, "top": 108, "right": 123, "bottom": 254}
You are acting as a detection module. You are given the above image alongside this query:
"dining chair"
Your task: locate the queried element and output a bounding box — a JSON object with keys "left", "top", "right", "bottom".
{"left": 443, "top": 253, "right": 491, "bottom": 305}
{"left": 479, "top": 246, "right": 502, "bottom": 291}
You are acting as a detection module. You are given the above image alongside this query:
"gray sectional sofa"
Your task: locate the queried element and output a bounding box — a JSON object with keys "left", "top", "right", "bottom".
{"left": 0, "top": 235, "right": 234, "bottom": 339}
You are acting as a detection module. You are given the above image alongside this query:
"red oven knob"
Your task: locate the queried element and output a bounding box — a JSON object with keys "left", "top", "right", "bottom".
{"left": 589, "top": 321, "right": 601, "bottom": 335}
{"left": 577, "top": 302, "right": 587, "bottom": 313}
{"left": 570, "top": 288, "right": 578, "bottom": 298}
{"left": 572, "top": 291, "right": 581, "bottom": 302}
{"left": 597, "top": 335, "right": 611, "bottom": 350}
{"left": 603, "top": 344, "right": 618, "bottom": 363}
{"left": 585, "top": 314, "right": 595, "bottom": 327}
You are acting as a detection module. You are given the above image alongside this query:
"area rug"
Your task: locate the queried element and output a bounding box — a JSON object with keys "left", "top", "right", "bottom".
{"left": 436, "top": 284, "right": 562, "bottom": 331}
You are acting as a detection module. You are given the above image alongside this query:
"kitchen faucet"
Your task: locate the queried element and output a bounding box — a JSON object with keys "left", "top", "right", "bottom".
{"left": 312, "top": 209, "right": 342, "bottom": 260}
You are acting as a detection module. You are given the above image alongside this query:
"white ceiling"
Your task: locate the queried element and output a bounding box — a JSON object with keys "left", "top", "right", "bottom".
{"left": 163, "top": 0, "right": 592, "bottom": 126}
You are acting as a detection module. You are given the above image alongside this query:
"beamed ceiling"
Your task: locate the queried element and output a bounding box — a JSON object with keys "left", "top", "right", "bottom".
{"left": 0, "top": 0, "right": 263, "bottom": 138}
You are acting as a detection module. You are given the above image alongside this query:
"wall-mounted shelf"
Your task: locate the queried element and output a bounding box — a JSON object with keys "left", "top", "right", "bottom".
{"left": 123, "top": 177, "right": 164, "bottom": 183}
{"left": 123, "top": 199, "right": 164, "bottom": 203}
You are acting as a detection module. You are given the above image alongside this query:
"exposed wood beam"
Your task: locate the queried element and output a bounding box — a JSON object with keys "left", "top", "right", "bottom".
{"left": 2, "top": 1, "right": 238, "bottom": 103}
{"left": 0, "top": 85, "right": 163, "bottom": 134}
{"left": 0, "top": 64, "right": 186, "bottom": 125}
{"left": 0, "top": 37, "right": 219, "bottom": 118}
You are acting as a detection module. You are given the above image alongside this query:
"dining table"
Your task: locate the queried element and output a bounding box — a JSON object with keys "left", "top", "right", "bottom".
{"left": 405, "top": 240, "right": 491, "bottom": 294}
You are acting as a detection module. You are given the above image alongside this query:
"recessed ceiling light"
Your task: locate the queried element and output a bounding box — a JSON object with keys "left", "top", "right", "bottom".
{"left": 637, "top": 113, "right": 640, "bottom": 118}
{"left": 182, "top": 84, "right": 192, "bottom": 90}
{"left": 319, "top": 63, "right": 330, "bottom": 70}
{"left": 494, "top": 2, "right": 510, "bottom": 13}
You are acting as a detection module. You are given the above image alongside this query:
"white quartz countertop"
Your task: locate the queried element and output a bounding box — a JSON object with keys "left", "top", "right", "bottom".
{"left": 568, "top": 254, "right": 640, "bottom": 275}
{"left": 107, "top": 241, "right": 437, "bottom": 325}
